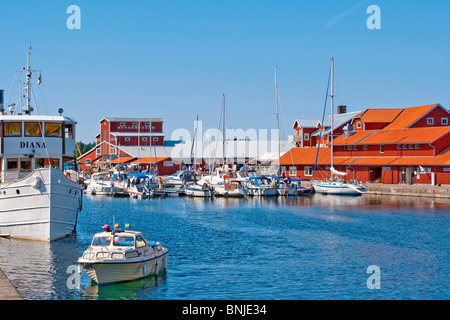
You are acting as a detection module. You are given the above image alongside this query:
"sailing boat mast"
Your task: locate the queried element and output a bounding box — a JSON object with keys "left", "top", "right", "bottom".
{"left": 330, "top": 57, "right": 334, "bottom": 171}
{"left": 222, "top": 94, "right": 225, "bottom": 169}
{"left": 274, "top": 67, "right": 281, "bottom": 176}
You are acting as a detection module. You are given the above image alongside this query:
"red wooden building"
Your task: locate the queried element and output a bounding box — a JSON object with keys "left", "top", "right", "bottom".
{"left": 280, "top": 103, "right": 450, "bottom": 185}
{"left": 78, "top": 117, "right": 178, "bottom": 175}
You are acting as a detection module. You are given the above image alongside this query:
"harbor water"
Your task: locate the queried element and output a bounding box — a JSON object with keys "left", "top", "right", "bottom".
{"left": 0, "top": 194, "right": 449, "bottom": 300}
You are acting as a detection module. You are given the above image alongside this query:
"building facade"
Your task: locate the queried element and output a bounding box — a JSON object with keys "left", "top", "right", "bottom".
{"left": 280, "top": 103, "right": 450, "bottom": 185}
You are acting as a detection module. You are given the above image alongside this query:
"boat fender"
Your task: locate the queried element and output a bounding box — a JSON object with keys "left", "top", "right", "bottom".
{"left": 32, "top": 177, "right": 42, "bottom": 189}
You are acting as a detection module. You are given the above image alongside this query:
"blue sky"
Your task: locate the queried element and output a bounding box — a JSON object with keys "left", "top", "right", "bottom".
{"left": 0, "top": 0, "right": 449, "bottom": 143}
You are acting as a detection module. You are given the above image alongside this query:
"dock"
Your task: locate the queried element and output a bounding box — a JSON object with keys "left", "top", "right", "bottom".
{"left": 365, "top": 182, "right": 450, "bottom": 199}
{"left": 0, "top": 268, "right": 22, "bottom": 300}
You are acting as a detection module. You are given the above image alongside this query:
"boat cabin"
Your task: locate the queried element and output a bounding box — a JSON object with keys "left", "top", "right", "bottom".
{"left": 82, "top": 230, "right": 161, "bottom": 261}
{"left": 0, "top": 114, "right": 77, "bottom": 183}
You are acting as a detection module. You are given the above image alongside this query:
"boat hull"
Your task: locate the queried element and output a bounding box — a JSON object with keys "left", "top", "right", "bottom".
{"left": 312, "top": 182, "right": 366, "bottom": 196}
{"left": 81, "top": 251, "right": 168, "bottom": 285}
{"left": 0, "top": 167, "right": 82, "bottom": 241}
{"left": 184, "top": 186, "right": 214, "bottom": 197}
{"left": 247, "top": 187, "right": 278, "bottom": 197}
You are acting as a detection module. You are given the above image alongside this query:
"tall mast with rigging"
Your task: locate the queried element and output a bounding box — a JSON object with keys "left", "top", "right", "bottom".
{"left": 274, "top": 67, "right": 281, "bottom": 176}
{"left": 330, "top": 57, "right": 334, "bottom": 172}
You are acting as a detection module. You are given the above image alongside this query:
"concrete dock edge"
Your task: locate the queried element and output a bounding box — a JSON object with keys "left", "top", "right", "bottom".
{"left": 0, "top": 268, "right": 22, "bottom": 300}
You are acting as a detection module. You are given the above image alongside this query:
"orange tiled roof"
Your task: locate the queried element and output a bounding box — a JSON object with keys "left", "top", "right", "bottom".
{"left": 355, "top": 108, "right": 403, "bottom": 123}
{"left": 279, "top": 147, "right": 331, "bottom": 165}
{"left": 111, "top": 157, "right": 136, "bottom": 164}
{"left": 131, "top": 157, "right": 169, "bottom": 164}
{"left": 359, "top": 127, "right": 449, "bottom": 144}
{"left": 333, "top": 130, "right": 377, "bottom": 145}
{"left": 334, "top": 127, "right": 449, "bottom": 145}
{"left": 383, "top": 104, "right": 439, "bottom": 129}
{"left": 390, "top": 148, "right": 450, "bottom": 166}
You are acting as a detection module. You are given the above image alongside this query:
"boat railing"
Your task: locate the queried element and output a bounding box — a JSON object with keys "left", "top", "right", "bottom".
{"left": 0, "top": 168, "right": 32, "bottom": 184}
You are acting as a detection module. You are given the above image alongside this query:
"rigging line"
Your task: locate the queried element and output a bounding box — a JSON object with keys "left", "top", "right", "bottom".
{"left": 312, "top": 65, "right": 331, "bottom": 181}
{"left": 276, "top": 91, "right": 296, "bottom": 169}
{"left": 31, "top": 87, "right": 51, "bottom": 162}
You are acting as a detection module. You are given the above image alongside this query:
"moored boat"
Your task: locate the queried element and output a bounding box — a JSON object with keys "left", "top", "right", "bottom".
{"left": 0, "top": 48, "right": 83, "bottom": 241}
{"left": 246, "top": 176, "right": 278, "bottom": 197}
{"left": 78, "top": 229, "right": 168, "bottom": 285}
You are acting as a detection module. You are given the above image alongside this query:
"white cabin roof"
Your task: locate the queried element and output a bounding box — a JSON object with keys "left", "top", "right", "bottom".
{"left": 0, "top": 114, "right": 77, "bottom": 124}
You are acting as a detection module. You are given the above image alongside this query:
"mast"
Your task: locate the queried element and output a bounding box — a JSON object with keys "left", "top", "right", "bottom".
{"left": 330, "top": 57, "right": 334, "bottom": 171}
{"left": 274, "top": 67, "right": 281, "bottom": 176}
{"left": 222, "top": 94, "right": 225, "bottom": 170}
{"left": 24, "top": 47, "right": 34, "bottom": 115}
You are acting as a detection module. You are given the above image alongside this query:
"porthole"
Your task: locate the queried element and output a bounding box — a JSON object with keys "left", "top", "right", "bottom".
{"left": 16, "top": 189, "right": 20, "bottom": 195}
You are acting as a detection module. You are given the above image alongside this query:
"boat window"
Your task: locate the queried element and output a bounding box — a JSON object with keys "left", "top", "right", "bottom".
{"left": 20, "top": 159, "right": 32, "bottom": 171}
{"left": 65, "top": 124, "right": 74, "bottom": 139}
{"left": 136, "top": 235, "right": 146, "bottom": 248}
{"left": 111, "top": 252, "right": 124, "bottom": 259}
{"left": 125, "top": 251, "right": 139, "bottom": 259}
{"left": 113, "top": 236, "right": 135, "bottom": 246}
{"left": 4, "top": 122, "right": 22, "bottom": 137}
{"left": 7, "top": 159, "right": 18, "bottom": 170}
{"left": 92, "top": 236, "right": 112, "bottom": 246}
{"left": 96, "top": 252, "right": 109, "bottom": 258}
{"left": 24, "top": 122, "right": 43, "bottom": 137}
{"left": 45, "top": 123, "right": 62, "bottom": 137}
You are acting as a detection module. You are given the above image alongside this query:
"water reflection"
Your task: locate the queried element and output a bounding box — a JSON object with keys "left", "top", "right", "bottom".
{"left": 0, "top": 193, "right": 449, "bottom": 300}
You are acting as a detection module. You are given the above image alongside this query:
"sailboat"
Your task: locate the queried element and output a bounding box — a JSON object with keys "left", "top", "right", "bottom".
{"left": 272, "top": 67, "right": 297, "bottom": 196}
{"left": 183, "top": 114, "right": 214, "bottom": 197}
{"left": 312, "top": 58, "right": 366, "bottom": 196}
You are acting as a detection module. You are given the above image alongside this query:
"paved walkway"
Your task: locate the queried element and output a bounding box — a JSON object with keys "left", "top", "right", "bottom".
{"left": 0, "top": 268, "right": 22, "bottom": 300}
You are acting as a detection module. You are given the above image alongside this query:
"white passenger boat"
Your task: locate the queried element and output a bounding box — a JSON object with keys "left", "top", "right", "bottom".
{"left": 85, "top": 172, "right": 114, "bottom": 196}
{"left": 78, "top": 229, "right": 168, "bottom": 285}
{"left": 0, "top": 48, "right": 83, "bottom": 241}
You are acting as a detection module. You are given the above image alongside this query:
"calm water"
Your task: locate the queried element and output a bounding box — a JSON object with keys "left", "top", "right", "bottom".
{"left": 0, "top": 194, "right": 449, "bottom": 300}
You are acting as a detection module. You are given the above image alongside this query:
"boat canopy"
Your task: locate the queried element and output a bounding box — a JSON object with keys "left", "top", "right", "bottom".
{"left": 330, "top": 167, "right": 348, "bottom": 176}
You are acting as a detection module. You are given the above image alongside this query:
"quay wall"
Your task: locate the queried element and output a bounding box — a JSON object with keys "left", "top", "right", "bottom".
{"left": 301, "top": 181, "right": 450, "bottom": 199}
{"left": 0, "top": 268, "right": 22, "bottom": 300}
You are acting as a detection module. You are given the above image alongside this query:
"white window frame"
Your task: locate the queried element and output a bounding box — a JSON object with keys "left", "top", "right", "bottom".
{"left": 427, "top": 118, "right": 434, "bottom": 125}
{"left": 125, "top": 137, "right": 131, "bottom": 142}
{"left": 289, "top": 166, "right": 297, "bottom": 176}
{"left": 96, "top": 148, "right": 101, "bottom": 155}
{"left": 304, "top": 166, "right": 313, "bottom": 176}
{"left": 441, "top": 118, "right": 448, "bottom": 125}
{"left": 304, "top": 133, "right": 309, "bottom": 141}
{"left": 356, "top": 122, "right": 362, "bottom": 129}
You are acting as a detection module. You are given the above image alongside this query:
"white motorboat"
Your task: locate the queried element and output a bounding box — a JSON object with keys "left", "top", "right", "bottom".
{"left": 271, "top": 176, "right": 297, "bottom": 196}
{"left": 78, "top": 229, "right": 168, "bottom": 285}
{"left": 85, "top": 172, "right": 114, "bottom": 196}
{"left": 214, "top": 180, "right": 248, "bottom": 197}
{"left": 246, "top": 177, "right": 278, "bottom": 197}
{"left": 164, "top": 170, "right": 196, "bottom": 187}
{"left": 126, "top": 174, "right": 155, "bottom": 199}
{"left": 0, "top": 48, "right": 83, "bottom": 241}
{"left": 184, "top": 182, "right": 214, "bottom": 197}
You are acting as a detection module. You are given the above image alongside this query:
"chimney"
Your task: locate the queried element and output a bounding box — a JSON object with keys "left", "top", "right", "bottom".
{"left": 0, "top": 89, "right": 4, "bottom": 114}
{"left": 337, "top": 105, "right": 347, "bottom": 114}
